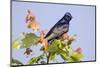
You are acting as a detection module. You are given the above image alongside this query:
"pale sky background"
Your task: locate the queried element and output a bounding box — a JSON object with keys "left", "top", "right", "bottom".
{"left": 12, "top": 1, "right": 96, "bottom": 64}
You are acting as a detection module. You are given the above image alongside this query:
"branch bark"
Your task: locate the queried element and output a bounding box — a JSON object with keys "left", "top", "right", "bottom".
{"left": 47, "top": 53, "right": 50, "bottom": 64}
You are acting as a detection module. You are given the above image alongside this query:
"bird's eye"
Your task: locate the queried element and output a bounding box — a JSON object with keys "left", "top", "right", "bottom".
{"left": 65, "top": 15, "right": 71, "bottom": 20}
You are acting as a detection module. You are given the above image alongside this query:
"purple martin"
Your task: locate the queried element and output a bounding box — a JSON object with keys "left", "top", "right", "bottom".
{"left": 45, "top": 12, "right": 72, "bottom": 42}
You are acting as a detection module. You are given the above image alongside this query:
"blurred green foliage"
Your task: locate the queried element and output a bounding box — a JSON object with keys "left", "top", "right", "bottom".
{"left": 28, "top": 54, "right": 45, "bottom": 64}
{"left": 21, "top": 33, "right": 39, "bottom": 48}
{"left": 12, "top": 32, "right": 84, "bottom": 65}
{"left": 12, "top": 58, "right": 23, "bottom": 65}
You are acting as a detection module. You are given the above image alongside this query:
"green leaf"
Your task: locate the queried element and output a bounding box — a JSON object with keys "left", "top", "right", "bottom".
{"left": 59, "top": 41, "right": 67, "bottom": 49}
{"left": 12, "top": 36, "right": 22, "bottom": 49}
{"left": 12, "top": 42, "right": 21, "bottom": 49}
{"left": 59, "top": 49, "right": 73, "bottom": 62}
{"left": 36, "top": 54, "right": 44, "bottom": 63}
{"left": 48, "top": 39, "right": 75, "bottom": 62}
{"left": 28, "top": 57, "right": 37, "bottom": 64}
{"left": 21, "top": 33, "right": 39, "bottom": 48}
{"left": 28, "top": 54, "right": 44, "bottom": 64}
{"left": 40, "top": 61, "right": 46, "bottom": 64}
{"left": 70, "top": 52, "right": 84, "bottom": 61}
{"left": 49, "top": 53, "right": 56, "bottom": 61}
{"left": 48, "top": 40, "right": 61, "bottom": 53}
{"left": 12, "top": 59, "right": 23, "bottom": 65}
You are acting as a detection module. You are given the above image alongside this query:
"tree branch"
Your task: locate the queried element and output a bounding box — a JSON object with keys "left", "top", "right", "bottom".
{"left": 47, "top": 52, "right": 50, "bottom": 64}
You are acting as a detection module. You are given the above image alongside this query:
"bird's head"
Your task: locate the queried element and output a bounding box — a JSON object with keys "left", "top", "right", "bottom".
{"left": 64, "top": 12, "right": 72, "bottom": 21}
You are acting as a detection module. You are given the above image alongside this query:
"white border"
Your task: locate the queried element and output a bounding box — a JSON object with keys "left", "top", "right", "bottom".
{"left": 0, "top": 0, "right": 99, "bottom": 67}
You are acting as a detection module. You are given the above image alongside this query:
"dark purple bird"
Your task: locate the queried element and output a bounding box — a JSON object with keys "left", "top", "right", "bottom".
{"left": 45, "top": 12, "right": 72, "bottom": 42}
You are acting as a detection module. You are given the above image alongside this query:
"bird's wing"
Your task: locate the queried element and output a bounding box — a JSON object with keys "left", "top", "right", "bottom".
{"left": 45, "top": 18, "right": 64, "bottom": 38}
{"left": 44, "top": 20, "right": 61, "bottom": 38}
{"left": 53, "top": 24, "right": 69, "bottom": 35}
{"left": 45, "top": 23, "right": 69, "bottom": 41}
